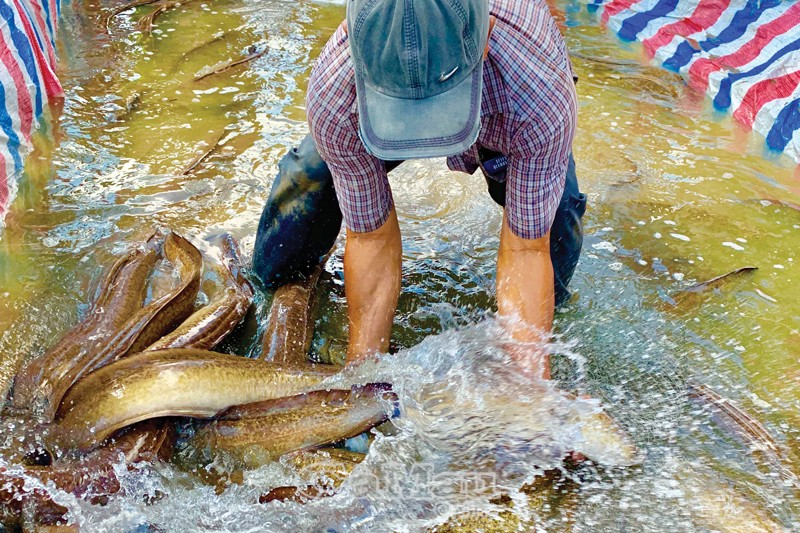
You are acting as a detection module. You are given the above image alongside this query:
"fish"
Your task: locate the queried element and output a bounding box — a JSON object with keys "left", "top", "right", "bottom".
{"left": 187, "top": 384, "right": 398, "bottom": 469}
{"left": 664, "top": 266, "right": 758, "bottom": 308}
{"left": 687, "top": 380, "right": 798, "bottom": 488}
{"left": 146, "top": 234, "right": 253, "bottom": 351}
{"left": 687, "top": 381, "right": 781, "bottom": 456}
{"left": 45, "top": 232, "right": 202, "bottom": 421}
{"left": 193, "top": 45, "right": 268, "bottom": 82}
{"left": 179, "top": 131, "right": 225, "bottom": 175}
{"left": 11, "top": 231, "right": 164, "bottom": 415}
{"left": 137, "top": 0, "right": 196, "bottom": 33}
{"left": 674, "top": 460, "right": 790, "bottom": 533}
{"left": 2, "top": 235, "right": 254, "bottom": 527}
{"left": 261, "top": 261, "right": 326, "bottom": 365}
{"left": 0, "top": 421, "right": 174, "bottom": 528}
{"left": 104, "top": 0, "right": 161, "bottom": 31}
{"left": 259, "top": 448, "right": 367, "bottom": 503}
{"left": 54, "top": 349, "right": 340, "bottom": 453}
{"left": 404, "top": 380, "right": 641, "bottom": 468}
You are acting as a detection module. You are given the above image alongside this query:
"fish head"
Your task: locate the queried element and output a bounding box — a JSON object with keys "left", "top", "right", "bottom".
{"left": 565, "top": 401, "right": 642, "bottom": 467}
{"left": 350, "top": 383, "right": 401, "bottom": 420}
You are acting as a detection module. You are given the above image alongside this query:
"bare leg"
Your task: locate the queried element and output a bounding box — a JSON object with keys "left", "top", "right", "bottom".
{"left": 496, "top": 214, "right": 554, "bottom": 379}
{"left": 344, "top": 208, "right": 402, "bottom": 362}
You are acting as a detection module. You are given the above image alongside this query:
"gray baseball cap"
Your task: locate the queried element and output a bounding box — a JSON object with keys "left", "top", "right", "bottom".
{"left": 346, "top": 0, "right": 490, "bottom": 160}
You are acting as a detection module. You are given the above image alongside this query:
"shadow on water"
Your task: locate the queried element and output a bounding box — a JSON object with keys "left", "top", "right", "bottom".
{"left": 0, "top": 0, "right": 798, "bottom": 531}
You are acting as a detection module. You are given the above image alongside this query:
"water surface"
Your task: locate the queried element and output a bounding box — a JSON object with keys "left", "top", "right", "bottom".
{"left": 0, "top": 0, "right": 798, "bottom": 530}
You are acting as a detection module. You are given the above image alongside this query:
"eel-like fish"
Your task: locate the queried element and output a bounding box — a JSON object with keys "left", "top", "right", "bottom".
{"left": 54, "top": 349, "right": 340, "bottom": 453}
{"left": 259, "top": 448, "right": 366, "bottom": 503}
{"left": 665, "top": 266, "right": 758, "bottom": 309}
{"left": 0, "top": 421, "right": 174, "bottom": 528}
{"left": 687, "top": 381, "right": 781, "bottom": 455}
{"left": 687, "top": 380, "right": 798, "bottom": 488}
{"left": 188, "top": 384, "right": 398, "bottom": 469}
{"left": 45, "top": 232, "right": 203, "bottom": 421}
{"left": 404, "top": 381, "right": 641, "bottom": 468}
{"left": 260, "top": 261, "right": 325, "bottom": 365}
{"left": 11, "top": 232, "right": 164, "bottom": 415}
{"left": 146, "top": 234, "right": 253, "bottom": 351}
{"left": 1, "top": 235, "right": 256, "bottom": 528}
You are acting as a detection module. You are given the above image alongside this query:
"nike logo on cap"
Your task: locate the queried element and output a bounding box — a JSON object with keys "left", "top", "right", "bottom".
{"left": 438, "top": 66, "right": 459, "bottom": 82}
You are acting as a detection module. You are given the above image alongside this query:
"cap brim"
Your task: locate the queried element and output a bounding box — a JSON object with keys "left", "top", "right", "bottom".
{"left": 355, "top": 61, "right": 483, "bottom": 161}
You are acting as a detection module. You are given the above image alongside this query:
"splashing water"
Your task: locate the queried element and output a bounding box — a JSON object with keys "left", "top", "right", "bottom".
{"left": 4, "top": 322, "right": 625, "bottom": 531}
{"left": 1, "top": 0, "right": 799, "bottom": 530}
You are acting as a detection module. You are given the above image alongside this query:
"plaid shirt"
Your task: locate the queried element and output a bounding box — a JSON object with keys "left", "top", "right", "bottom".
{"left": 307, "top": 0, "right": 577, "bottom": 239}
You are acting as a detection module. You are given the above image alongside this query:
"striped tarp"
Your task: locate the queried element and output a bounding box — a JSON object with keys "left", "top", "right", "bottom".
{"left": 590, "top": 0, "right": 800, "bottom": 164}
{"left": 0, "top": 0, "right": 63, "bottom": 223}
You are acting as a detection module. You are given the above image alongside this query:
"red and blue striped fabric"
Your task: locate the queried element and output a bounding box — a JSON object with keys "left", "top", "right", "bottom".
{"left": 0, "top": 0, "right": 63, "bottom": 223}
{"left": 590, "top": 0, "right": 800, "bottom": 165}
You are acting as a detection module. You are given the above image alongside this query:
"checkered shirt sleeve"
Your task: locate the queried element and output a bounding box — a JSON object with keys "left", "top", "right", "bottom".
{"left": 307, "top": 26, "right": 394, "bottom": 234}
{"left": 306, "top": 0, "right": 577, "bottom": 239}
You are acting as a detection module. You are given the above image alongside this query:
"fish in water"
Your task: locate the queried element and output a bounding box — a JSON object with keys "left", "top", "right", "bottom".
{"left": 259, "top": 448, "right": 367, "bottom": 503}
{"left": 261, "top": 261, "right": 326, "bottom": 365}
{"left": 403, "top": 380, "right": 641, "bottom": 468}
{"left": 1, "top": 234, "right": 255, "bottom": 529}
{"left": 146, "top": 233, "right": 253, "bottom": 351}
{"left": 45, "top": 231, "right": 203, "bottom": 421}
{"left": 0, "top": 421, "right": 174, "bottom": 528}
{"left": 54, "top": 349, "right": 341, "bottom": 453}
{"left": 187, "top": 383, "right": 399, "bottom": 469}
{"left": 12, "top": 231, "right": 165, "bottom": 416}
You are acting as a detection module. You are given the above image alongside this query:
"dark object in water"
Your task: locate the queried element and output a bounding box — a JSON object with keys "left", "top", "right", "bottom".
{"left": 665, "top": 266, "right": 758, "bottom": 307}
{"left": 252, "top": 135, "right": 343, "bottom": 287}
{"left": 687, "top": 380, "right": 780, "bottom": 455}
{"left": 180, "top": 131, "right": 225, "bottom": 175}
{"left": 261, "top": 261, "right": 326, "bottom": 365}
{"left": 193, "top": 45, "right": 269, "bottom": 82}
{"left": 0, "top": 421, "right": 174, "bottom": 528}
{"left": 104, "top": 0, "right": 161, "bottom": 31}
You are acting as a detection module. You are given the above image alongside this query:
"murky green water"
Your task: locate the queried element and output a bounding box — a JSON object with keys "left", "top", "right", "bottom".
{"left": 0, "top": 0, "right": 798, "bottom": 530}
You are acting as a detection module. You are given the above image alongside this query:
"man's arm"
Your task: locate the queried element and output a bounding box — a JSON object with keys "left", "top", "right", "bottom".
{"left": 344, "top": 207, "right": 402, "bottom": 362}
{"left": 496, "top": 213, "right": 554, "bottom": 379}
